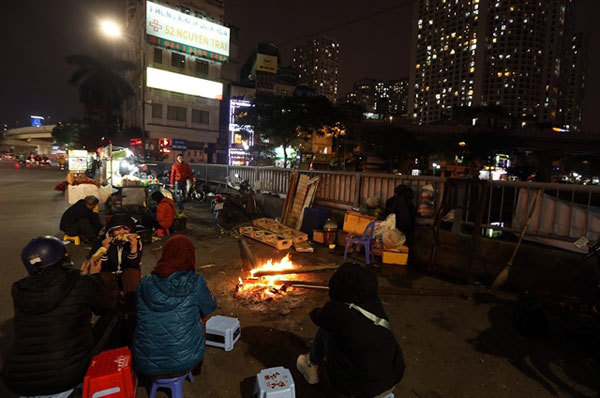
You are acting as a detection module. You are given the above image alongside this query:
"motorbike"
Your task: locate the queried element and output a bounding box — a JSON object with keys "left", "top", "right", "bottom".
{"left": 215, "top": 178, "right": 259, "bottom": 229}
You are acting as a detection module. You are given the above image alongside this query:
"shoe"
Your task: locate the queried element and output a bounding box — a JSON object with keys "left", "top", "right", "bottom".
{"left": 296, "top": 354, "right": 319, "bottom": 384}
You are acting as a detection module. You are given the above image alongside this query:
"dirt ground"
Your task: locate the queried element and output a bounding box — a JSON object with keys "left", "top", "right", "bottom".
{"left": 62, "top": 202, "right": 600, "bottom": 398}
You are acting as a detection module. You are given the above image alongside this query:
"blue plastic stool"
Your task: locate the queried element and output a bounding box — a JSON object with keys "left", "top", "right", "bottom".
{"left": 149, "top": 371, "right": 193, "bottom": 398}
{"left": 343, "top": 221, "right": 376, "bottom": 264}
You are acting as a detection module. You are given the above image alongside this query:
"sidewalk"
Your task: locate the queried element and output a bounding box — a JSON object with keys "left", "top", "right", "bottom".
{"left": 66, "top": 201, "right": 600, "bottom": 398}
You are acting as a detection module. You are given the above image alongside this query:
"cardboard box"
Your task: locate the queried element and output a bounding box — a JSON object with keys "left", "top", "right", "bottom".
{"left": 312, "top": 229, "right": 325, "bottom": 244}
{"left": 343, "top": 210, "right": 376, "bottom": 235}
{"left": 382, "top": 246, "right": 409, "bottom": 265}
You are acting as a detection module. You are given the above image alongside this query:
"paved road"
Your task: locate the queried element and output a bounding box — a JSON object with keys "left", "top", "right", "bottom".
{"left": 0, "top": 166, "right": 71, "bottom": 395}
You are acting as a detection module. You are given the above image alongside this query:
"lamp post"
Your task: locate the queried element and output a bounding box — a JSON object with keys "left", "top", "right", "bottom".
{"left": 100, "top": 19, "right": 146, "bottom": 154}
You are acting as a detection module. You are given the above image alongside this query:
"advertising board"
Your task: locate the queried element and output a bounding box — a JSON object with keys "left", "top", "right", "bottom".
{"left": 255, "top": 53, "right": 278, "bottom": 74}
{"left": 68, "top": 150, "right": 88, "bottom": 172}
{"left": 146, "top": 1, "right": 230, "bottom": 62}
{"left": 146, "top": 67, "right": 223, "bottom": 100}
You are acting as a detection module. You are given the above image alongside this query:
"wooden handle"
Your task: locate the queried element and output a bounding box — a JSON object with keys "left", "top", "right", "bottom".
{"left": 507, "top": 189, "right": 542, "bottom": 266}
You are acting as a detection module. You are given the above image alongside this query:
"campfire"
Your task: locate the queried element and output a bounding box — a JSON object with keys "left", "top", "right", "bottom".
{"left": 235, "top": 254, "right": 298, "bottom": 301}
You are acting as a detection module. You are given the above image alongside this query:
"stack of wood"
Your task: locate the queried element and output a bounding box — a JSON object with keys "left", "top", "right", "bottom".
{"left": 281, "top": 173, "right": 320, "bottom": 230}
{"left": 238, "top": 218, "right": 315, "bottom": 252}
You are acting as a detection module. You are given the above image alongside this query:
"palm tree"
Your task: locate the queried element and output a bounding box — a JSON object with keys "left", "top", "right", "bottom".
{"left": 66, "top": 54, "right": 136, "bottom": 141}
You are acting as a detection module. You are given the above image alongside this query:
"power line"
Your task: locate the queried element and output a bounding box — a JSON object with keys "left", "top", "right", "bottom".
{"left": 278, "top": 0, "right": 414, "bottom": 47}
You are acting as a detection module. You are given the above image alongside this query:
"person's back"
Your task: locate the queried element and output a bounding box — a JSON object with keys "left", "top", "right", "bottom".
{"left": 300, "top": 263, "right": 405, "bottom": 397}
{"left": 156, "top": 197, "right": 176, "bottom": 230}
{"left": 60, "top": 199, "right": 89, "bottom": 231}
{"left": 133, "top": 236, "right": 216, "bottom": 377}
{"left": 2, "top": 237, "right": 117, "bottom": 396}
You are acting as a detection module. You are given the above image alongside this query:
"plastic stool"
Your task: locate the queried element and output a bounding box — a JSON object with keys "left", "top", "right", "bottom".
{"left": 83, "top": 347, "right": 136, "bottom": 398}
{"left": 149, "top": 371, "right": 193, "bottom": 398}
{"left": 63, "top": 235, "right": 81, "bottom": 246}
{"left": 254, "top": 366, "right": 295, "bottom": 398}
{"left": 205, "top": 315, "right": 241, "bottom": 351}
{"left": 156, "top": 228, "right": 170, "bottom": 237}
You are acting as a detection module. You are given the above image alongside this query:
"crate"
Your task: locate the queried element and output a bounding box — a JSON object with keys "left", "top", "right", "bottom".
{"left": 382, "top": 246, "right": 409, "bottom": 265}
{"left": 254, "top": 366, "right": 296, "bottom": 398}
{"left": 83, "top": 347, "right": 137, "bottom": 398}
{"left": 312, "top": 229, "right": 325, "bottom": 244}
{"left": 205, "top": 315, "right": 241, "bottom": 352}
{"left": 343, "top": 210, "right": 376, "bottom": 235}
{"left": 239, "top": 226, "right": 293, "bottom": 250}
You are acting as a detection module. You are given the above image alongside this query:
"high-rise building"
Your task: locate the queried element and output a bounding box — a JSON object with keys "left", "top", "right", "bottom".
{"left": 562, "top": 32, "right": 588, "bottom": 132}
{"left": 292, "top": 36, "right": 340, "bottom": 102}
{"left": 342, "top": 78, "right": 408, "bottom": 116}
{"left": 123, "top": 0, "right": 230, "bottom": 163}
{"left": 408, "top": 0, "right": 582, "bottom": 128}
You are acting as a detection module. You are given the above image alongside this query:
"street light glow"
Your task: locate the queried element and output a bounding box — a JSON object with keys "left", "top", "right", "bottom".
{"left": 100, "top": 20, "right": 121, "bottom": 38}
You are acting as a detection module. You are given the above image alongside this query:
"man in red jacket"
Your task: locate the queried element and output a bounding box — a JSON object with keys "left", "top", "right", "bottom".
{"left": 170, "top": 153, "right": 194, "bottom": 211}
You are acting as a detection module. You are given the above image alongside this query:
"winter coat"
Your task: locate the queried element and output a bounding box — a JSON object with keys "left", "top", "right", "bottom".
{"left": 383, "top": 185, "right": 416, "bottom": 239}
{"left": 90, "top": 215, "right": 143, "bottom": 273}
{"left": 133, "top": 271, "right": 217, "bottom": 376}
{"left": 156, "top": 197, "right": 176, "bottom": 230}
{"left": 309, "top": 263, "right": 405, "bottom": 398}
{"left": 170, "top": 161, "right": 194, "bottom": 185}
{"left": 60, "top": 199, "right": 103, "bottom": 232}
{"left": 2, "top": 266, "right": 117, "bottom": 396}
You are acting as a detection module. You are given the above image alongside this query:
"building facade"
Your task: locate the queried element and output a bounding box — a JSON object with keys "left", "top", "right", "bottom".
{"left": 408, "top": 0, "right": 584, "bottom": 129}
{"left": 292, "top": 36, "right": 340, "bottom": 102}
{"left": 123, "top": 0, "right": 230, "bottom": 163}
{"left": 341, "top": 78, "right": 408, "bottom": 116}
{"left": 561, "top": 32, "right": 588, "bottom": 132}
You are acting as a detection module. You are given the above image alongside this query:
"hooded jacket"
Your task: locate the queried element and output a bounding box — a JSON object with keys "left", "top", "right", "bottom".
{"left": 60, "top": 199, "right": 102, "bottom": 232}
{"left": 156, "top": 197, "right": 176, "bottom": 230}
{"left": 133, "top": 271, "right": 217, "bottom": 376}
{"left": 309, "top": 263, "right": 405, "bottom": 398}
{"left": 2, "top": 266, "right": 117, "bottom": 396}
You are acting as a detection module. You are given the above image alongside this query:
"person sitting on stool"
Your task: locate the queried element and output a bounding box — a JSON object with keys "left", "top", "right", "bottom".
{"left": 144, "top": 191, "right": 176, "bottom": 232}
{"left": 2, "top": 236, "right": 118, "bottom": 397}
{"left": 60, "top": 195, "right": 103, "bottom": 243}
{"left": 296, "top": 262, "right": 405, "bottom": 398}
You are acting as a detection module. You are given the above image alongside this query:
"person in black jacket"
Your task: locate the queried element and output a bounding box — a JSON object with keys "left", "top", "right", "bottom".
{"left": 2, "top": 236, "right": 118, "bottom": 397}
{"left": 296, "top": 262, "right": 405, "bottom": 398}
{"left": 60, "top": 196, "right": 103, "bottom": 242}
{"left": 383, "top": 184, "right": 416, "bottom": 245}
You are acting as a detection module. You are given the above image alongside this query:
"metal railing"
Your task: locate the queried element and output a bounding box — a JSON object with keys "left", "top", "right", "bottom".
{"left": 147, "top": 162, "right": 600, "bottom": 242}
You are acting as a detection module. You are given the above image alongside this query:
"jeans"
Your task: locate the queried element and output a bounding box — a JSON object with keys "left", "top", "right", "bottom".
{"left": 174, "top": 181, "right": 186, "bottom": 211}
{"left": 309, "top": 327, "right": 330, "bottom": 364}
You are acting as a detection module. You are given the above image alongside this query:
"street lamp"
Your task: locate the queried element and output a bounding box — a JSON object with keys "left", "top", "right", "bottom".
{"left": 100, "top": 20, "right": 121, "bottom": 38}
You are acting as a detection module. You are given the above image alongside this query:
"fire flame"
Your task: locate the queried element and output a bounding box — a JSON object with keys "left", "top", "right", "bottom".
{"left": 236, "top": 254, "right": 297, "bottom": 300}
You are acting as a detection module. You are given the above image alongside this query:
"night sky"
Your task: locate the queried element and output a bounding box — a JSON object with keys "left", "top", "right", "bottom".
{"left": 2, "top": 0, "right": 599, "bottom": 131}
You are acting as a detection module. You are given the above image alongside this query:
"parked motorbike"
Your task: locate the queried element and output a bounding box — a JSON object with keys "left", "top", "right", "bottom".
{"left": 215, "top": 179, "right": 259, "bottom": 229}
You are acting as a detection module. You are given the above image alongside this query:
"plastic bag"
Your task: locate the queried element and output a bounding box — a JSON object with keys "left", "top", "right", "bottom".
{"left": 382, "top": 228, "right": 406, "bottom": 249}
{"left": 374, "top": 214, "right": 396, "bottom": 239}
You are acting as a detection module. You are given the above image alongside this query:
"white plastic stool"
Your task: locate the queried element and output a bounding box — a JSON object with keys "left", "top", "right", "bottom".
{"left": 253, "top": 366, "right": 295, "bottom": 398}
{"left": 205, "top": 315, "right": 241, "bottom": 351}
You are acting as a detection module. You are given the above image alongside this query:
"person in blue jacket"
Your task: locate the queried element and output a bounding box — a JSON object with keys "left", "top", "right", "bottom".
{"left": 133, "top": 235, "right": 217, "bottom": 377}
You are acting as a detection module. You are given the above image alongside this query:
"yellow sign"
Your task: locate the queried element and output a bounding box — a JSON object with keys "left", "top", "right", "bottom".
{"left": 255, "top": 54, "right": 278, "bottom": 74}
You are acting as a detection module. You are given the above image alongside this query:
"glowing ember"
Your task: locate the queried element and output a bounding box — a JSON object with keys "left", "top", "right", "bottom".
{"left": 235, "top": 254, "right": 297, "bottom": 301}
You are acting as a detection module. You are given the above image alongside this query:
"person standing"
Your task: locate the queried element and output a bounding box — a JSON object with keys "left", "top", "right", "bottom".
{"left": 2, "top": 236, "right": 118, "bottom": 397}
{"left": 170, "top": 153, "right": 194, "bottom": 211}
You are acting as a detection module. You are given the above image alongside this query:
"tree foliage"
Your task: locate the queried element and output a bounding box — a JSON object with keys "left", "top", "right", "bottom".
{"left": 66, "top": 53, "right": 136, "bottom": 139}
{"left": 236, "top": 93, "right": 340, "bottom": 167}
{"left": 52, "top": 119, "right": 103, "bottom": 150}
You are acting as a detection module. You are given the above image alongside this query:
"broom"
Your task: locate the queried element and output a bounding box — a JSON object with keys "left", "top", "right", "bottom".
{"left": 491, "top": 188, "right": 543, "bottom": 290}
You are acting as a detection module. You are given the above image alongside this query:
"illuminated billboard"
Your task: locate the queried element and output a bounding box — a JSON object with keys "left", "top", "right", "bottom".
{"left": 146, "top": 1, "right": 230, "bottom": 62}
{"left": 146, "top": 67, "right": 223, "bottom": 100}
{"left": 255, "top": 54, "right": 278, "bottom": 74}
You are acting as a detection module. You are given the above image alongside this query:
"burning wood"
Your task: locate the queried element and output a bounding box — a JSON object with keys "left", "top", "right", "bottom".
{"left": 251, "top": 263, "right": 338, "bottom": 278}
{"left": 234, "top": 254, "right": 296, "bottom": 302}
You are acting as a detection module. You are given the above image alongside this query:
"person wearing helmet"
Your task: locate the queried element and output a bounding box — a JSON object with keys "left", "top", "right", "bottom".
{"left": 2, "top": 236, "right": 118, "bottom": 397}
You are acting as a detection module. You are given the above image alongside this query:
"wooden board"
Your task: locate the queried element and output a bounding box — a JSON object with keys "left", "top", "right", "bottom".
{"left": 239, "top": 226, "right": 293, "bottom": 250}
{"left": 286, "top": 174, "right": 311, "bottom": 227}
{"left": 293, "top": 240, "right": 314, "bottom": 253}
{"left": 295, "top": 177, "right": 320, "bottom": 230}
{"left": 253, "top": 218, "right": 308, "bottom": 243}
{"left": 281, "top": 173, "right": 299, "bottom": 225}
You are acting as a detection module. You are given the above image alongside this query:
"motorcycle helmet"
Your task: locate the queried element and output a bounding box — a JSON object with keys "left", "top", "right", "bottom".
{"left": 21, "top": 236, "right": 67, "bottom": 274}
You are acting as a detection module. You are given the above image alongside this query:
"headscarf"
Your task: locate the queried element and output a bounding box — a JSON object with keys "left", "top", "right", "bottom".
{"left": 152, "top": 235, "right": 196, "bottom": 278}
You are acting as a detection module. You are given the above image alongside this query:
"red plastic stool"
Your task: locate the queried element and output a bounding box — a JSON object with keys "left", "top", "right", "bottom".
{"left": 83, "top": 347, "right": 137, "bottom": 398}
{"left": 156, "top": 228, "right": 170, "bottom": 237}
